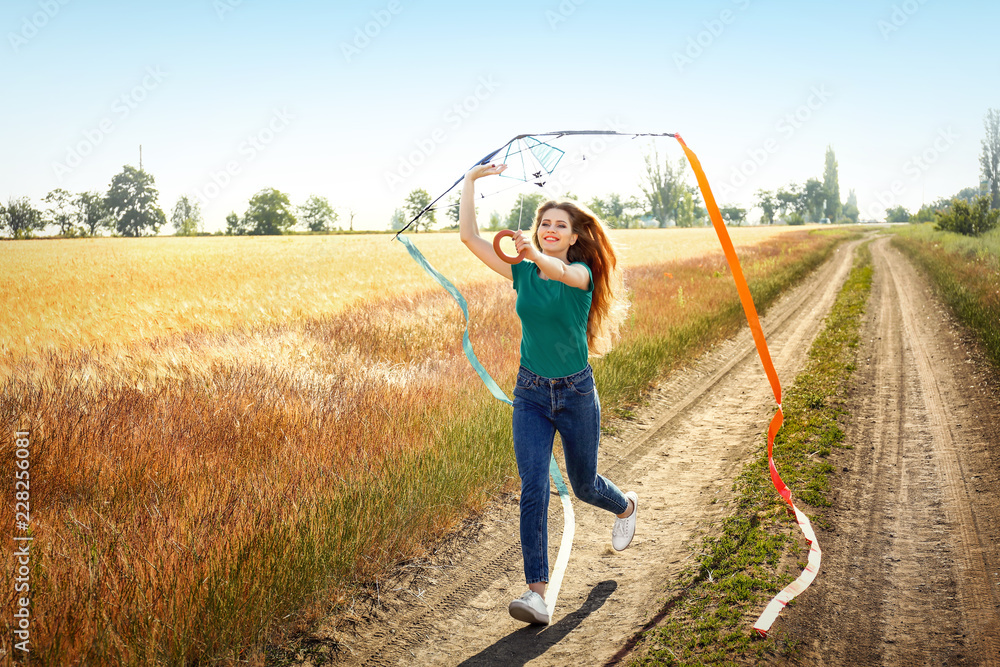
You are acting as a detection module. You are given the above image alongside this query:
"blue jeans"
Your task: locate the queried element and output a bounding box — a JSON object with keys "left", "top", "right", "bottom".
{"left": 512, "top": 364, "right": 629, "bottom": 584}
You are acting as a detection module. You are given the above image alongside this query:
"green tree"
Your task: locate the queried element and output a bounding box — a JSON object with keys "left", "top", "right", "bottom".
{"left": 755, "top": 189, "right": 777, "bottom": 225}
{"left": 244, "top": 188, "right": 296, "bottom": 235}
{"left": 298, "top": 194, "right": 338, "bottom": 232}
{"left": 171, "top": 196, "right": 202, "bottom": 236}
{"left": 615, "top": 194, "right": 643, "bottom": 228}
{"left": 935, "top": 196, "right": 999, "bottom": 236}
{"left": 951, "top": 186, "right": 981, "bottom": 204}
{"left": 446, "top": 195, "right": 461, "bottom": 227}
{"left": 842, "top": 189, "right": 860, "bottom": 223}
{"left": 803, "top": 178, "right": 826, "bottom": 222}
{"left": 105, "top": 165, "right": 166, "bottom": 237}
{"left": 390, "top": 208, "right": 407, "bottom": 232}
{"left": 505, "top": 192, "right": 546, "bottom": 230}
{"left": 885, "top": 205, "right": 911, "bottom": 223}
{"left": 776, "top": 183, "right": 806, "bottom": 221}
{"left": 719, "top": 205, "right": 747, "bottom": 226}
{"left": 487, "top": 210, "right": 503, "bottom": 231}
{"left": 226, "top": 211, "right": 249, "bottom": 235}
{"left": 1, "top": 197, "right": 45, "bottom": 238}
{"left": 676, "top": 190, "right": 696, "bottom": 228}
{"left": 588, "top": 193, "right": 642, "bottom": 228}
{"left": 44, "top": 188, "right": 79, "bottom": 236}
{"left": 823, "top": 146, "right": 842, "bottom": 222}
{"left": 444, "top": 194, "right": 474, "bottom": 230}
{"left": 403, "top": 188, "right": 436, "bottom": 232}
{"left": 75, "top": 191, "right": 110, "bottom": 236}
{"left": 981, "top": 108, "right": 1000, "bottom": 209}
{"left": 640, "top": 149, "right": 687, "bottom": 227}
{"left": 692, "top": 192, "right": 707, "bottom": 226}
{"left": 912, "top": 204, "right": 937, "bottom": 223}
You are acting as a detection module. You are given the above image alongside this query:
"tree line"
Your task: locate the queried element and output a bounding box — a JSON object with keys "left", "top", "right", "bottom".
{"left": 0, "top": 164, "right": 351, "bottom": 239}
{"left": 224, "top": 190, "right": 350, "bottom": 236}
{"left": 9, "top": 111, "right": 996, "bottom": 239}
{"left": 1, "top": 165, "right": 167, "bottom": 239}
{"left": 388, "top": 150, "right": 714, "bottom": 233}
{"left": 390, "top": 146, "right": 855, "bottom": 232}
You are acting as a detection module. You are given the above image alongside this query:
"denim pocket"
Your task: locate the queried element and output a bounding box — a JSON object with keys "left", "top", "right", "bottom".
{"left": 568, "top": 373, "right": 596, "bottom": 396}
{"left": 516, "top": 373, "right": 534, "bottom": 390}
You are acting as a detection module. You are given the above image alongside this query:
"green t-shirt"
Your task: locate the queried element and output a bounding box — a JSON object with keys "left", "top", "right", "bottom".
{"left": 511, "top": 259, "right": 594, "bottom": 378}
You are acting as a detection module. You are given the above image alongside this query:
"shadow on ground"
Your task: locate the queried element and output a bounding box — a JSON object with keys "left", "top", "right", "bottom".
{"left": 457, "top": 580, "right": 619, "bottom": 666}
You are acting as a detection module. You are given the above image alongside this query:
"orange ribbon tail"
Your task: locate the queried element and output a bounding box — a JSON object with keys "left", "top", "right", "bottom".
{"left": 674, "top": 134, "right": 821, "bottom": 637}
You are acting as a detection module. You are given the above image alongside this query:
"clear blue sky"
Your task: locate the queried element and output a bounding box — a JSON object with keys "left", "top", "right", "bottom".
{"left": 3, "top": 0, "right": 997, "bottom": 232}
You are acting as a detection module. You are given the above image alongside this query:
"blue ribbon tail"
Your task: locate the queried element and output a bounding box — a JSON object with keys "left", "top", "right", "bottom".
{"left": 395, "top": 235, "right": 513, "bottom": 406}
{"left": 548, "top": 454, "right": 570, "bottom": 498}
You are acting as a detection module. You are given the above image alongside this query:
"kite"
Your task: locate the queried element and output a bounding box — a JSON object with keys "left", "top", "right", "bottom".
{"left": 392, "top": 130, "right": 820, "bottom": 633}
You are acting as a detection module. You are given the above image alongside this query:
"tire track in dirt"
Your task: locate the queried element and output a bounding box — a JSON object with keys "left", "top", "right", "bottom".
{"left": 298, "top": 239, "right": 864, "bottom": 666}
{"left": 774, "top": 237, "right": 1000, "bottom": 667}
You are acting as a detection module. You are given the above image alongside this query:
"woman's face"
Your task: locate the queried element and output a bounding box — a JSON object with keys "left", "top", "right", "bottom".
{"left": 536, "top": 208, "right": 578, "bottom": 257}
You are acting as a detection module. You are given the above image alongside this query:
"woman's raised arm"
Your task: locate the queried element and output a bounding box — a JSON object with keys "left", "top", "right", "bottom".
{"left": 459, "top": 164, "right": 514, "bottom": 281}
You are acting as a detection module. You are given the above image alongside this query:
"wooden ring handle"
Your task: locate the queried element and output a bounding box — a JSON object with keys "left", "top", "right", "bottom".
{"left": 493, "top": 229, "right": 527, "bottom": 264}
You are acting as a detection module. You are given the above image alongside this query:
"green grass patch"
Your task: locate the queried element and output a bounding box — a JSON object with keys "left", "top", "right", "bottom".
{"left": 630, "top": 242, "right": 873, "bottom": 666}
{"left": 891, "top": 224, "right": 1000, "bottom": 370}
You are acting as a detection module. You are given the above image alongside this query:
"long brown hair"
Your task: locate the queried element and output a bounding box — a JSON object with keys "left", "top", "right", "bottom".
{"left": 532, "top": 199, "right": 628, "bottom": 355}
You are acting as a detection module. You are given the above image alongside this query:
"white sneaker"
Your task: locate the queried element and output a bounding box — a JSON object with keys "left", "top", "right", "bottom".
{"left": 612, "top": 491, "right": 638, "bottom": 551}
{"left": 508, "top": 590, "right": 550, "bottom": 625}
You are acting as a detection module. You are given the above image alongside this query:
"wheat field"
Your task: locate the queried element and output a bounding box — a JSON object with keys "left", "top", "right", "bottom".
{"left": 0, "top": 226, "right": 842, "bottom": 664}
{"left": 1, "top": 228, "right": 806, "bottom": 370}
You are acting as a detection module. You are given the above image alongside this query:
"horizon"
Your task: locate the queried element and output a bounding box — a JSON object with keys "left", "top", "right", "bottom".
{"left": 2, "top": 0, "right": 997, "bottom": 234}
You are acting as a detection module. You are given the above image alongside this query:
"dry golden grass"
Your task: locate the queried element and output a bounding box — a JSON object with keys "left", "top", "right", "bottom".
{"left": 0, "top": 227, "right": 845, "bottom": 664}
{"left": 0, "top": 227, "right": 809, "bottom": 370}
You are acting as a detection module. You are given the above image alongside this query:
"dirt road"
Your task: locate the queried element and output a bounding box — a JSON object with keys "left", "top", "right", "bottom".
{"left": 288, "top": 237, "right": 864, "bottom": 667}
{"left": 291, "top": 234, "right": 1000, "bottom": 666}
{"left": 773, "top": 237, "right": 1000, "bottom": 666}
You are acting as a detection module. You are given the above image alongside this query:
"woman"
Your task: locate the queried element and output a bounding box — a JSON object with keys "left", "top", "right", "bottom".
{"left": 459, "top": 163, "right": 637, "bottom": 626}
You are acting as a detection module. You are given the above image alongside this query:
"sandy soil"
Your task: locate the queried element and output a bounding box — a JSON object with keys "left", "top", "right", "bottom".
{"left": 771, "top": 237, "right": 1000, "bottom": 667}
{"left": 284, "top": 236, "right": 867, "bottom": 667}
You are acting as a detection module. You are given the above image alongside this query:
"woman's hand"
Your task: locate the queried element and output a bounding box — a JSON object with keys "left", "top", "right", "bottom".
{"left": 513, "top": 229, "right": 541, "bottom": 262}
{"left": 460, "top": 162, "right": 514, "bottom": 281}
{"left": 466, "top": 163, "right": 507, "bottom": 182}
